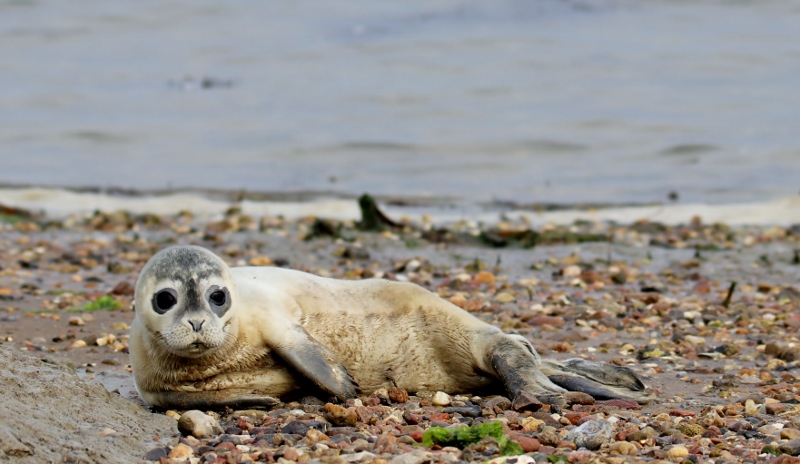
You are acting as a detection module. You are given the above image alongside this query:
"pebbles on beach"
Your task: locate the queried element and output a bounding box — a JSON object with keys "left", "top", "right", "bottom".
{"left": 2, "top": 206, "right": 800, "bottom": 462}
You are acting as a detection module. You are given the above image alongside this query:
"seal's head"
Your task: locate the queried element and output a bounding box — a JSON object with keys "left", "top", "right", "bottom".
{"left": 135, "top": 246, "right": 238, "bottom": 358}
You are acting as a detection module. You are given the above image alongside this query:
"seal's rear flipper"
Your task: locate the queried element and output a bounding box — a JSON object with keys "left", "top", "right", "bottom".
{"left": 486, "top": 333, "right": 567, "bottom": 403}
{"left": 542, "top": 358, "right": 653, "bottom": 403}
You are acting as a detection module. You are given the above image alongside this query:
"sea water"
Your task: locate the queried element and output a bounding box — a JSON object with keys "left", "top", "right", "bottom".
{"left": 1, "top": 0, "right": 799, "bottom": 207}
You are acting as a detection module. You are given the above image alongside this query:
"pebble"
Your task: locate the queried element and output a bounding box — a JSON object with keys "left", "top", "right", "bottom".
{"left": 388, "top": 387, "right": 409, "bottom": 403}
{"left": 783, "top": 428, "right": 800, "bottom": 440}
{"left": 667, "top": 445, "right": 689, "bottom": 459}
{"left": 144, "top": 447, "right": 168, "bottom": 461}
{"left": 168, "top": 443, "right": 194, "bottom": 459}
{"left": 676, "top": 423, "right": 704, "bottom": 437}
{"left": 389, "top": 449, "right": 432, "bottom": 464}
{"left": 596, "top": 399, "right": 639, "bottom": 409}
{"left": 698, "top": 409, "right": 724, "bottom": 427}
{"left": 526, "top": 315, "right": 565, "bottom": 327}
{"left": 509, "top": 434, "right": 540, "bottom": 453}
{"left": 565, "top": 420, "right": 614, "bottom": 451}
{"left": 684, "top": 335, "right": 706, "bottom": 345}
{"left": 305, "top": 428, "right": 328, "bottom": 444}
{"left": 780, "top": 439, "right": 800, "bottom": 456}
{"left": 745, "top": 399, "right": 765, "bottom": 416}
{"left": 609, "top": 440, "right": 637, "bottom": 455}
{"left": 282, "top": 447, "right": 300, "bottom": 461}
{"left": 443, "top": 405, "right": 482, "bottom": 418}
{"left": 324, "top": 403, "right": 357, "bottom": 427}
{"left": 342, "top": 451, "right": 377, "bottom": 462}
{"left": 767, "top": 456, "right": 800, "bottom": 464}
{"left": 474, "top": 271, "right": 496, "bottom": 284}
{"left": 484, "top": 396, "right": 511, "bottom": 411}
{"left": 488, "top": 456, "right": 536, "bottom": 464}
{"left": 564, "top": 391, "right": 595, "bottom": 406}
{"left": 177, "top": 410, "right": 223, "bottom": 439}
{"left": 758, "top": 424, "right": 781, "bottom": 436}
{"left": 537, "top": 431, "right": 562, "bottom": 447}
{"left": 432, "top": 391, "right": 451, "bottom": 406}
{"left": 511, "top": 391, "right": 543, "bottom": 411}
{"left": 519, "top": 416, "right": 545, "bottom": 432}
{"left": 562, "top": 265, "right": 582, "bottom": 278}
{"left": 767, "top": 403, "right": 793, "bottom": 415}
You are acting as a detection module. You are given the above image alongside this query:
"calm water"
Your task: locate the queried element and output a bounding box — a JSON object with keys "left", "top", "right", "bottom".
{"left": 1, "top": 0, "right": 799, "bottom": 206}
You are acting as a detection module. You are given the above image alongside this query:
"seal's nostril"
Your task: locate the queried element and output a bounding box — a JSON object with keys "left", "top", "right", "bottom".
{"left": 188, "top": 320, "right": 205, "bottom": 332}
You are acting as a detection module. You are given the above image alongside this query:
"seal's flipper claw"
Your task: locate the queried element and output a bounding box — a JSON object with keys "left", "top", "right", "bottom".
{"left": 274, "top": 326, "right": 359, "bottom": 401}
{"left": 556, "top": 359, "right": 645, "bottom": 391}
{"left": 548, "top": 374, "right": 631, "bottom": 401}
{"left": 541, "top": 358, "right": 653, "bottom": 403}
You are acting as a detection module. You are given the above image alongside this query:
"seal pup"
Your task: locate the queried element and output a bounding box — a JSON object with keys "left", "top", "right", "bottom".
{"left": 130, "top": 245, "right": 651, "bottom": 409}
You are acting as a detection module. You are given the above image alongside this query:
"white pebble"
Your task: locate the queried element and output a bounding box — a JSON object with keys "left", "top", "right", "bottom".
{"left": 432, "top": 391, "right": 451, "bottom": 406}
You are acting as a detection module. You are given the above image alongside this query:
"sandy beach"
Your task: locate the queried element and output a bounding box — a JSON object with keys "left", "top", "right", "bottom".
{"left": 1, "top": 194, "right": 800, "bottom": 463}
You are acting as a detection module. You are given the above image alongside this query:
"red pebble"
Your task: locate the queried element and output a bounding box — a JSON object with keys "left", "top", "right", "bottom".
{"left": 596, "top": 399, "right": 640, "bottom": 410}
{"left": 527, "top": 316, "right": 565, "bottom": 327}
{"left": 767, "top": 456, "right": 800, "bottom": 464}
{"left": 215, "top": 442, "right": 236, "bottom": 453}
{"left": 509, "top": 434, "right": 540, "bottom": 453}
{"left": 564, "top": 412, "right": 589, "bottom": 426}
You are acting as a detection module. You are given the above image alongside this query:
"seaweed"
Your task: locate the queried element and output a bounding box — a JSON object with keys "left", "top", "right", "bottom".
{"left": 421, "top": 421, "right": 523, "bottom": 456}
{"left": 479, "top": 228, "right": 607, "bottom": 249}
{"left": 304, "top": 218, "right": 341, "bottom": 240}
{"left": 69, "top": 295, "right": 121, "bottom": 312}
{"left": 357, "top": 194, "right": 401, "bottom": 231}
{"left": 0, "top": 203, "right": 36, "bottom": 225}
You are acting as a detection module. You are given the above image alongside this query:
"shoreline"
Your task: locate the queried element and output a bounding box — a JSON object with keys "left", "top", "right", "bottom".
{"left": 1, "top": 186, "right": 799, "bottom": 227}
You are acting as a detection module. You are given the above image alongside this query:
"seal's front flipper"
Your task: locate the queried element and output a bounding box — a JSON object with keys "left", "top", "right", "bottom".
{"left": 541, "top": 358, "right": 653, "bottom": 403}
{"left": 273, "top": 326, "right": 359, "bottom": 401}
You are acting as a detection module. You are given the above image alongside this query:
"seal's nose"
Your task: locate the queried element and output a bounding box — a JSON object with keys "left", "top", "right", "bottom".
{"left": 188, "top": 319, "right": 205, "bottom": 333}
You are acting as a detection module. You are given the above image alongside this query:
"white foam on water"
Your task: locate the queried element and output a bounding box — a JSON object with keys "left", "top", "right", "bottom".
{"left": 1, "top": 187, "right": 798, "bottom": 227}
{"left": 503, "top": 196, "right": 800, "bottom": 228}
{"left": 0, "top": 188, "right": 360, "bottom": 221}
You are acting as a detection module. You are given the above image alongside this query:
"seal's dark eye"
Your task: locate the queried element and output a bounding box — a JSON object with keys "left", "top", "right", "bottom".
{"left": 154, "top": 290, "right": 177, "bottom": 312}
{"left": 209, "top": 290, "right": 226, "bottom": 306}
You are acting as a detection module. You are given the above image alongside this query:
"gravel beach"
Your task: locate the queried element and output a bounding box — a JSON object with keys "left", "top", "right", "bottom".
{"left": 2, "top": 202, "right": 800, "bottom": 463}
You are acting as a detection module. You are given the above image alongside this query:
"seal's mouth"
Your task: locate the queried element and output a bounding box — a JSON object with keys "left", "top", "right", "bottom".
{"left": 185, "top": 341, "right": 208, "bottom": 353}
{"left": 176, "top": 341, "right": 211, "bottom": 358}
